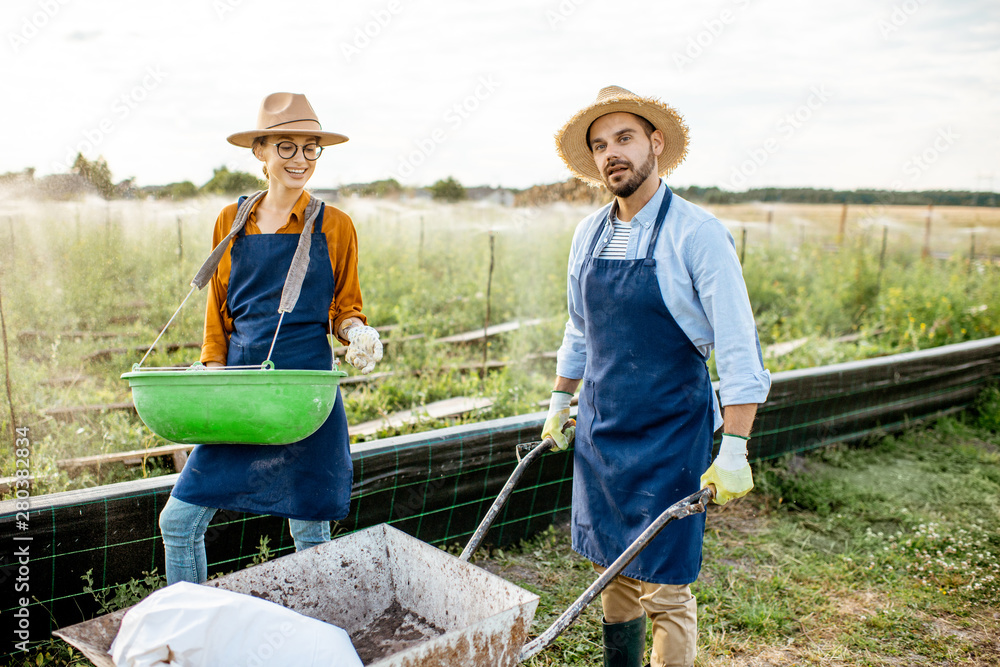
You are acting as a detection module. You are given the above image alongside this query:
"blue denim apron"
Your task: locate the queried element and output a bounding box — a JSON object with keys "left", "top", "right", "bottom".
{"left": 571, "top": 189, "right": 714, "bottom": 585}
{"left": 171, "top": 198, "right": 353, "bottom": 522}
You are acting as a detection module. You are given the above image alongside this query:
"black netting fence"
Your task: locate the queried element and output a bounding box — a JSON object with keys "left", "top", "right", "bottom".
{"left": 1, "top": 336, "right": 998, "bottom": 656}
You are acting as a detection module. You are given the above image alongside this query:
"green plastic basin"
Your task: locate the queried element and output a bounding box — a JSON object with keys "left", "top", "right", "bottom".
{"left": 121, "top": 364, "right": 348, "bottom": 445}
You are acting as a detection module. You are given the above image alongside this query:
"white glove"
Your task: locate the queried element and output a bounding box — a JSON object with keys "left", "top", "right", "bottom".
{"left": 345, "top": 325, "right": 383, "bottom": 374}
{"left": 541, "top": 391, "right": 575, "bottom": 450}
{"left": 701, "top": 433, "right": 754, "bottom": 505}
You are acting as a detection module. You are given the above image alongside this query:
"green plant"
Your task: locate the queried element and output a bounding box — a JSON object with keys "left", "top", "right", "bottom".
{"left": 81, "top": 568, "right": 166, "bottom": 616}
{"left": 250, "top": 535, "right": 274, "bottom": 566}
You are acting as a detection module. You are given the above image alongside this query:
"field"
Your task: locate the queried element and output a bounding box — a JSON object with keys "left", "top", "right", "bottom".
{"left": 1, "top": 194, "right": 1000, "bottom": 494}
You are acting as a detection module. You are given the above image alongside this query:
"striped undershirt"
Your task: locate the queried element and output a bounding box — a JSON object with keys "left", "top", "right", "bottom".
{"left": 597, "top": 215, "right": 631, "bottom": 259}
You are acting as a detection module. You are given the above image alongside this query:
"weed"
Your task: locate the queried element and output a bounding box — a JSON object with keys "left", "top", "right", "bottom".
{"left": 81, "top": 567, "right": 166, "bottom": 616}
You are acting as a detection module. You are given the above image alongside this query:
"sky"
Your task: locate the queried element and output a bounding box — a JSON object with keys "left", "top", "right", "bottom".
{"left": 2, "top": 0, "right": 999, "bottom": 193}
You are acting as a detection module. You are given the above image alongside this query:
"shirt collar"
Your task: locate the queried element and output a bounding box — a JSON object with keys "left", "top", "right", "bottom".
{"left": 608, "top": 179, "right": 667, "bottom": 229}
{"left": 247, "top": 190, "right": 311, "bottom": 227}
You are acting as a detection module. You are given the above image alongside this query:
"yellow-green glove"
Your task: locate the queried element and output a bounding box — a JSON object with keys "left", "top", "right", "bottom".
{"left": 541, "top": 391, "right": 575, "bottom": 450}
{"left": 701, "top": 433, "right": 754, "bottom": 505}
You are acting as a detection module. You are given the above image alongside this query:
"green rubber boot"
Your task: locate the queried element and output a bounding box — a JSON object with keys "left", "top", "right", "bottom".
{"left": 602, "top": 613, "right": 646, "bottom": 667}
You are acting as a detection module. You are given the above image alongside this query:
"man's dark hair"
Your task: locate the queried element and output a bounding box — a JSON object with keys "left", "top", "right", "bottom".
{"left": 586, "top": 113, "right": 656, "bottom": 149}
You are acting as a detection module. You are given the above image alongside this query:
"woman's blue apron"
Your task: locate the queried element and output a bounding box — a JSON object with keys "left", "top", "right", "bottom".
{"left": 571, "top": 189, "right": 714, "bottom": 585}
{"left": 171, "top": 198, "right": 353, "bottom": 522}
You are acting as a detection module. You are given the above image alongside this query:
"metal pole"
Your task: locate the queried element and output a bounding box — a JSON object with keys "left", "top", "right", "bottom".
{"left": 519, "top": 487, "right": 714, "bottom": 662}
{"left": 459, "top": 438, "right": 554, "bottom": 562}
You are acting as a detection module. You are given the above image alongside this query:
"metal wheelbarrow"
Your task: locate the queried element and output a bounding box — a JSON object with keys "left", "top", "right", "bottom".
{"left": 54, "top": 437, "right": 714, "bottom": 666}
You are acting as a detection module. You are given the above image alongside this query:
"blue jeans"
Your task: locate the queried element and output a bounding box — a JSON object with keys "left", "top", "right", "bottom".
{"left": 159, "top": 495, "right": 331, "bottom": 584}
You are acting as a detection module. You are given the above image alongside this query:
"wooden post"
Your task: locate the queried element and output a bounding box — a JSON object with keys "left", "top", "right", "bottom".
{"left": 740, "top": 227, "right": 747, "bottom": 265}
{"left": 767, "top": 208, "right": 774, "bottom": 245}
{"left": 482, "top": 232, "right": 495, "bottom": 381}
{"left": 876, "top": 225, "right": 888, "bottom": 293}
{"left": 176, "top": 216, "right": 184, "bottom": 263}
{"left": 837, "top": 202, "right": 848, "bottom": 246}
{"left": 418, "top": 215, "right": 424, "bottom": 267}
{"left": 969, "top": 232, "right": 976, "bottom": 279}
{"left": 0, "top": 277, "right": 17, "bottom": 442}
{"left": 922, "top": 203, "right": 933, "bottom": 258}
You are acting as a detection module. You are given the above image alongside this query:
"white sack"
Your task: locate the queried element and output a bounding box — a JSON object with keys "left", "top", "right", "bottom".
{"left": 108, "top": 582, "right": 363, "bottom": 667}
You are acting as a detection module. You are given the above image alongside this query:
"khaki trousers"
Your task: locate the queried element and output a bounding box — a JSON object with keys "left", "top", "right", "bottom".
{"left": 594, "top": 563, "right": 697, "bottom": 667}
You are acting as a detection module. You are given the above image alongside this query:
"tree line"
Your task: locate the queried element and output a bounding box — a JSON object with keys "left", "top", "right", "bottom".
{"left": 671, "top": 185, "right": 999, "bottom": 208}
{"left": 2, "top": 159, "right": 995, "bottom": 208}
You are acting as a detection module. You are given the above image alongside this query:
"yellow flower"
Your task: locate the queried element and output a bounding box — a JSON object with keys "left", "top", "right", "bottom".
{"left": 920, "top": 322, "right": 926, "bottom": 331}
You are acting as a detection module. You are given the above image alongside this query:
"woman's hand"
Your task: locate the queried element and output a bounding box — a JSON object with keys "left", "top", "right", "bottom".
{"left": 344, "top": 325, "right": 383, "bottom": 374}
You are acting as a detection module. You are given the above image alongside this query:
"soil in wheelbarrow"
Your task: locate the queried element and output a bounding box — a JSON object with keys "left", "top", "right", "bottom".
{"left": 350, "top": 599, "right": 447, "bottom": 664}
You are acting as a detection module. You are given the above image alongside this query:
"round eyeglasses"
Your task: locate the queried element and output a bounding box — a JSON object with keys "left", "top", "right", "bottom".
{"left": 269, "top": 141, "right": 323, "bottom": 161}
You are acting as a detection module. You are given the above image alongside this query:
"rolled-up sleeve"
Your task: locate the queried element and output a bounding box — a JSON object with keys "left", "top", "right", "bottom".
{"left": 555, "top": 221, "right": 591, "bottom": 380}
{"left": 324, "top": 208, "right": 366, "bottom": 344}
{"left": 687, "top": 218, "right": 771, "bottom": 406}
{"left": 201, "top": 207, "right": 236, "bottom": 365}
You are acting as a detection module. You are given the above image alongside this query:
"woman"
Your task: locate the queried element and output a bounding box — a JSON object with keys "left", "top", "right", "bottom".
{"left": 159, "top": 92, "right": 383, "bottom": 585}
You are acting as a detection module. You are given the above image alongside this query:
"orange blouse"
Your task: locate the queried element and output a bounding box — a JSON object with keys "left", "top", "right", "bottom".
{"left": 200, "top": 191, "right": 366, "bottom": 365}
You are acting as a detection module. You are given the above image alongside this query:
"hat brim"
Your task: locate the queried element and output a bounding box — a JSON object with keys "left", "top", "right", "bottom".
{"left": 555, "top": 94, "right": 689, "bottom": 188}
{"left": 227, "top": 128, "right": 349, "bottom": 148}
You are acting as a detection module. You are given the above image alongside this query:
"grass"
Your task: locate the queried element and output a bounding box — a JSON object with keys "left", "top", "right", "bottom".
{"left": 1, "top": 196, "right": 999, "bottom": 498}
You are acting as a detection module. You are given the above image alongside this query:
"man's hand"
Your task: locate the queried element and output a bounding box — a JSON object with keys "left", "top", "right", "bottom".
{"left": 345, "top": 325, "right": 383, "bottom": 374}
{"left": 541, "top": 391, "right": 575, "bottom": 450}
{"left": 701, "top": 433, "right": 754, "bottom": 505}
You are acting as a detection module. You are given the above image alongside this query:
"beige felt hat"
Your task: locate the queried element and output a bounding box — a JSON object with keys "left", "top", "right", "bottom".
{"left": 555, "top": 85, "right": 689, "bottom": 187}
{"left": 227, "top": 92, "right": 348, "bottom": 148}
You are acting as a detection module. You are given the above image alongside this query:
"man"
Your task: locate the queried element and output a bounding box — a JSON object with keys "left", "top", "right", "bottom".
{"left": 542, "top": 86, "right": 771, "bottom": 667}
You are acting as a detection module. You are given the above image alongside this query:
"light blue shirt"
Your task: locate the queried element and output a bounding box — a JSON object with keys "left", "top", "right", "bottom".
{"left": 556, "top": 180, "right": 771, "bottom": 431}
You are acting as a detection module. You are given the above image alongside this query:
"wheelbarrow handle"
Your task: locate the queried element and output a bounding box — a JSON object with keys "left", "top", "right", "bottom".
{"left": 458, "top": 437, "right": 556, "bottom": 562}
{"left": 518, "top": 486, "right": 715, "bottom": 662}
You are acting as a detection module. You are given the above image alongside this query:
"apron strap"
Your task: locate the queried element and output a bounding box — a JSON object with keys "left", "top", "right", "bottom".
{"left": 278, "top": 195, "right": 324, "bottom": 314}
{"left": 585, "top": 202, "right": 616, "bottom": 257}
{"left": 188, "top": 190, "right": 325, "bottom": 317}
{"left": 189, "top": 190, "right": 267, "bottom": 289}
{"left": 584, "top": 186, "right": 675, "bottom": 262}
{"left": 643, "top": 187, "right": 673, "bottom": 265}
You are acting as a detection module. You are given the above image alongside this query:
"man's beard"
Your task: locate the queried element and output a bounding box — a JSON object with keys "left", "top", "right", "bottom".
{"left": 603, "top": 147, "right": 657, "bottom": 198}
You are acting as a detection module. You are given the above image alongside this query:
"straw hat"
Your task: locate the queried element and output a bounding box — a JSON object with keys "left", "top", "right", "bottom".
{"left": 227, "top": 92, "right": 348, "bottom": 148}
{"left": 555, "top": 86, "right": 689, "bottom": 188}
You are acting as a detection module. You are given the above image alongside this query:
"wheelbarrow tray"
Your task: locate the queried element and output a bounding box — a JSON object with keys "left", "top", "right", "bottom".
{"left": 54, "top": 524, "right": 539, "bottom": 667}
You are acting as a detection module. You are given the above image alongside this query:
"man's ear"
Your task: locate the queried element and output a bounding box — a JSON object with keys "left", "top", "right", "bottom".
{"left": 651, "top": 129, "right": 665, "bottom": 157}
